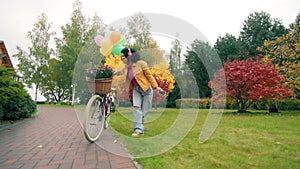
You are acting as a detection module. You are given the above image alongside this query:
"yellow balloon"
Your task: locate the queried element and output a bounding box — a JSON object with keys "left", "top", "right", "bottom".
{"left": 100, "top": 39, "right": 113, "bottom": 56}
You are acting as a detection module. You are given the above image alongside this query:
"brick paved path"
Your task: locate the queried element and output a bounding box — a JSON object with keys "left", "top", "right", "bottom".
{"left": 0, "top": 106, "right": 138, "bottom": 169}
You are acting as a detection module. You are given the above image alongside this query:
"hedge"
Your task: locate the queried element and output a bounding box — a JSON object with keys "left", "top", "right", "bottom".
{"left": 0, "top": 68, "right": 36, "bottom": 121}
{"left": 175, "top": 98, "right": 300, "bottom": 110}
{"left": 175, "top": 98, "right": 211, "bottom": 109}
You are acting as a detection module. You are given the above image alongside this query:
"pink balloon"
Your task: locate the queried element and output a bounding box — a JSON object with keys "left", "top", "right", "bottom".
{"left": 94, "top": 35, "right": 104, "bottom": 46}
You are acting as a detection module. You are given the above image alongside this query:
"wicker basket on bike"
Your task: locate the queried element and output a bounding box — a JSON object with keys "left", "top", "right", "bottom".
{"left": 86, "top": 64, "right": 113, "bottom": 95}
{"left": 86, "top": 78, "right": 112, "bottom": 95}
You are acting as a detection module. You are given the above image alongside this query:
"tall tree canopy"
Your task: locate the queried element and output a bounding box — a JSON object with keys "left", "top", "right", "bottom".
{"left": 184, "top": 40, "right": 219, "bottom": 98}
{"left": 13, "top": 13, "right": 55, "bottom": 101}
{"left": 126, "top": 12, "right": 151, "bottom": 50}
{"left": 258, "top": 12, "right": 300, "bottom": 98}
{"left": 214, "top": 33, "right": 248, "bottom": 62}
{"left": 55, "top": 0, "right": 105, "bottom": 103}
{"left": 239, "top": 11, "right": 288, "bottom": 56}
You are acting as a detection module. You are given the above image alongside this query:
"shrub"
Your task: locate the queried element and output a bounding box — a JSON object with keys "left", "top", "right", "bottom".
{"left": 277, "top": 99, "right": 300, "bottom": 110}
{"left": 0, "top": 104, "right": 3, "bottom": 121}
{"left": 0, "top": 86, "right": 36, "bottom": 120}
{"left": 175, "top": 98, "right": 211, "bottom": 109}
{"left": 0, "top": 68, "right": 36, "bottom": 120}
{"left": 251, "top": 99, "right": 300, "bottom": 110}
{"left": 56, "top": 101, "right": 71, "bottom": 105}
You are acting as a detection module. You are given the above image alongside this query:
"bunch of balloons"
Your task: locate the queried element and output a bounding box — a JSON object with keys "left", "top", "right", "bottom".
{"left": 94, "top": 31, "right": 125, "bottom": 56}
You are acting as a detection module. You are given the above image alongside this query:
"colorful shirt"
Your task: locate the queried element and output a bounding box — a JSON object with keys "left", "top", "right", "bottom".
{"left": 127, "top": 63, "right": 139, "bottom": 86}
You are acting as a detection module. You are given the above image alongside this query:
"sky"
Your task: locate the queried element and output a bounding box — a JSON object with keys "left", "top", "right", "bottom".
{"left": 1, "top": 0, "right": 299, "bottom": 100}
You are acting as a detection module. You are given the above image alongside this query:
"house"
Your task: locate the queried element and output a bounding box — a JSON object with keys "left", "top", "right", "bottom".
{"left": 0, "top": 40, "right": 14, "bottom": 69}
{"left": 0, "top": 40, "right": 21, "bottom": 81}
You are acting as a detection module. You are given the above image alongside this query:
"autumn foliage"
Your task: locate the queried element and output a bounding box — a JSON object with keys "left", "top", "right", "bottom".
{"left": 258, "top": 21, "right": 300, "bottom": 98}
{"left": 151, "top": 68, "right": 175, "bottom": 105}
{"left": 209, "top": 57, "right": 291, "bottom": 112}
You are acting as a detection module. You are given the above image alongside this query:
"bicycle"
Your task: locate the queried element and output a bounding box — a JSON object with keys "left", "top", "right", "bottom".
{"left": 83, "top": 87, "right": 116, "bottom": 143}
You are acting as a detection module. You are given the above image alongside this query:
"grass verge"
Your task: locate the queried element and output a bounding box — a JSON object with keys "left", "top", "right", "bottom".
{"left": 110, "top": 108, "right": 300, "bottom": 169}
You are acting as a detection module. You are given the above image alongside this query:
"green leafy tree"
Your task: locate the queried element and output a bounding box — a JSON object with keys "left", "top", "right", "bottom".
{"left": 126, "top": 12, "right": 151, "bottom": 50}
{"left": 184, "top": 40, "right": 219, "bottom": 98}
{"left": 13, "top": 13, "right": 55, "bottom": 101}
{"left": 167, "top": 38, "right": 182, "bottom": 107}
{"left": 214, "top": 33, "right": 248, "bottom": 62}
{"left": 239, "top": 11, "right": 288, "bottom": 56}
{"left": 169, "top": 37, "right": 182, "bottom": 71}
{"left": 40, "top": 58, "right": 69, "bottom": 102}
{"left": 55, "top": 0, "right": 105, "bottom": 102}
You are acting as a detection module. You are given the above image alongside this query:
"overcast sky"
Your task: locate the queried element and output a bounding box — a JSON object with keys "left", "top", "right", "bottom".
{"left": 1, "top": 0, "right": 299, "bottom": 100}
{"left": 1, "top": 0, "right": 299, "bottom": 60}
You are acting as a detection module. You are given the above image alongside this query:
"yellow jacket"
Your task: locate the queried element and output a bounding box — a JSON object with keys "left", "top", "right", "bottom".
{"left": 119, "top": 60, "right": 158, "bottom": 92}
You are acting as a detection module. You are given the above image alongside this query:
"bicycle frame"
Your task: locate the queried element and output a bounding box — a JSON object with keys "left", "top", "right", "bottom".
{"left": 101, "top": 93, "right": 114, "bottom": 116}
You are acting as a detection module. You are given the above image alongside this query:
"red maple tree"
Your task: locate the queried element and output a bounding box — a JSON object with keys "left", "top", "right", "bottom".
{"left": 209, "top": 57, "right": 291, "bottom": 112}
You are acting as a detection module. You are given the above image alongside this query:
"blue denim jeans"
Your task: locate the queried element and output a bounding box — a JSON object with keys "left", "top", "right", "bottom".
{"left": 132, "top": 86, "right": 153, "bottom": 133}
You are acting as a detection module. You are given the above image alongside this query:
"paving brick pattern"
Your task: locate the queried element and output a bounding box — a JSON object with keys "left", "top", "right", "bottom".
{"left": 0, "top": 106, "right": 137, "bottom": 169}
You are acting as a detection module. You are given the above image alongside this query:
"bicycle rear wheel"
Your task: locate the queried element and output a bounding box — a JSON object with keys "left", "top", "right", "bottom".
{"left": 83, "top": 95, "right": 105, "bottom": 143}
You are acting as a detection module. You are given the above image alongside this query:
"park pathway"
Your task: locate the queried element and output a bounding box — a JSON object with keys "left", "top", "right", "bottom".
{"left": 0, "top": 106, "right": 138, "bottom": 169}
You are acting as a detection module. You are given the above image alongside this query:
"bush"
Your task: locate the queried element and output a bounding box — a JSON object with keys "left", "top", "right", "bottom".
{"left": 175, "top": 98, "right": 211, "bottom": 109}
{"left": 175, "top": 97, "right": 300, "bottom": 111}
{"left": 0, "top": 104, "right": 3, "bottom": 121}
{"left": 0, "top": 68, "right": 36, "bottom": 120}
{"left": 251, "top": 99, "right": 300, "bottom": 110}
{"left": 277, "top": 99, "right": 300, "bottom": 110}
{"left": 0, "top": 87, "right": 36, "bottom": 120}
{"left": 251, "top": 100, "right": 269, "bottom": 110}
{"left": 56, "top": 101, "right": 71, "bottom": 106}
{"left": 225, "top": 98, "right": 237, "bottom": 109}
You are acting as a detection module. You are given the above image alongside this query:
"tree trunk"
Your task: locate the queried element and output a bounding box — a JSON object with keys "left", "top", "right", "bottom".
{"left": 269, "top": 100, "right": 279, "bottom": 113}
{"left": 237, "top": 99, "right": 248, "bottom": 113}
{"left": 35, "top": 84, "right": 38, "bottom": 102}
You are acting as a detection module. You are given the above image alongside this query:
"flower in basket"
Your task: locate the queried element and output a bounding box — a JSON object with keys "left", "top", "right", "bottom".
{"left": 86, "top": 64, "right": 114, "bottom": 80}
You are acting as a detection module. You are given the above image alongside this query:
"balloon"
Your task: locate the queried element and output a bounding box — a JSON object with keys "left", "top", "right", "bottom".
{"left": 110, "top": 31, "right": 121, "bottom": 45}
{"left": 94, "top": 35, "right": 104, "bottom": 46}
{"left": 118, "top": 36, "right": 125, "bottom": 45}
{"left": 112, "top": 44, "right": 124, "bottom": 56}
{"left": 100, "top": 39, "right": 113, "bottom": 56}
{"left": 100, "top": 48, "right": 112, "bottom": 57}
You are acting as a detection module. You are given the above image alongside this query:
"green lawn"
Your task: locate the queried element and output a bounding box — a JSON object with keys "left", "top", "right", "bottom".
{"left": 110, "top": 108, "right": 300, "bottom": 169}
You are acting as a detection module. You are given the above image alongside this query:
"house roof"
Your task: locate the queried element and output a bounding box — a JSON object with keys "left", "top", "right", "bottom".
{"left": 0, "top": 40, "right": 14, "bottom": 69}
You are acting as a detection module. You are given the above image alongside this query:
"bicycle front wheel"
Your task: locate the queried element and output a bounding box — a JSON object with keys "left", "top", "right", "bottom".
{"left": 83, "top": 95, "right": 105, "bottom": 143}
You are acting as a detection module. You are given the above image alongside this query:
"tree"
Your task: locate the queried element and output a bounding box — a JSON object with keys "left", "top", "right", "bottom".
{"left": 126, "top": 12, "right": 151, "bottom": 50}
{"left": 40, "top": 58, "right": 69, "bottom": 102}
{"left": 55, "top": 0, "right": 105, "bottom": 103}
{"left": 209, "top": 57, "right": 290, "bottom": 113}
{"left": 151, "top": 68, "right": 175, "bottom": 107}
{"left": 184, "top": 40, "right": 219, "bottom": 98}
{"left": 169, "top": 37, "right": 182, "bottom": 71}
{"left": 214, "top": 33, "right": 248, "bottom": 62}
{"left": 13, "top": 13, "right": 55, "bottom": 101}
{"left": 167, "top": 37, "right": 183, "bottom": 107}
{"left": 258, "top": 12, "right": 300, "bottom": 98}
{"left": 239, "top": 11, "right": 288, "bottom": 56}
